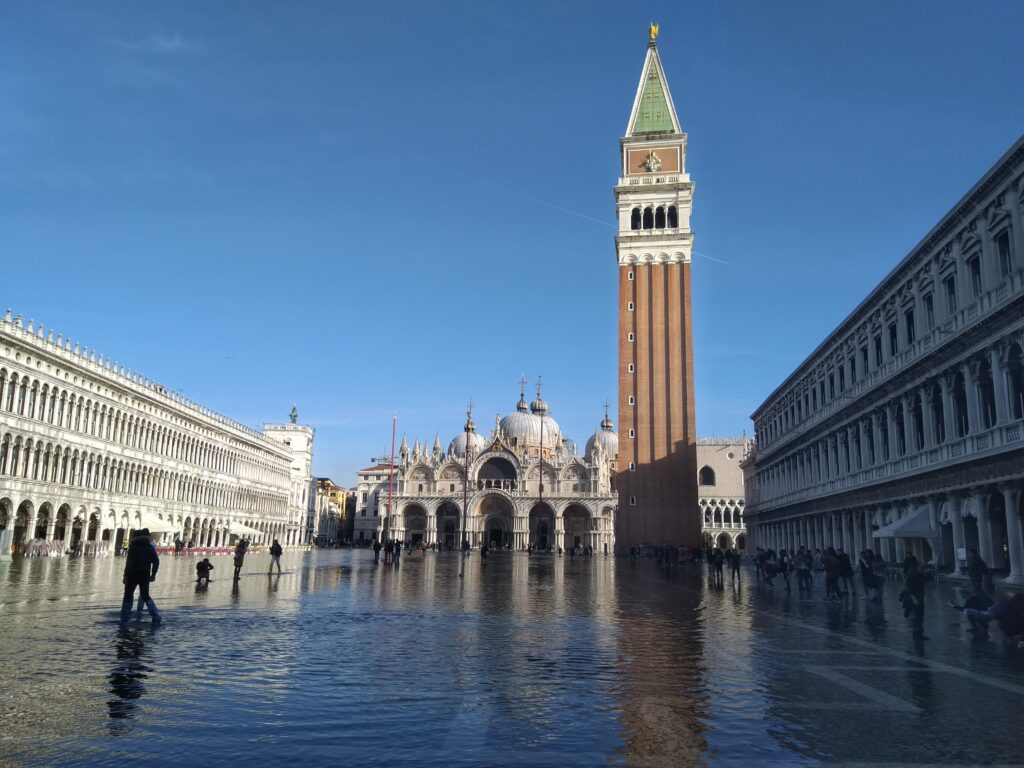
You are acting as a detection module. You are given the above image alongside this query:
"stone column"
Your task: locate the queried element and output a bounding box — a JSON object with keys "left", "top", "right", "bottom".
{"left": 885, "top": 402, "right": 899, "bottom": 458}
{"left": 991, "top": 346, "right": 1010, "bottom": 426}
{"left": 965, "top": 360, "right": 982, "bottom": 435}
{"left": 940, "top": 373, "right": 956, "bottom": 440}
{"left": 949, "top": 497, "right": 965, "bottom": 573}
{"left": 864, "top": 507, "right": 876, "bottom": 555}
{"left": 973, "top": 489, "right": 994, "bottom": 566}
{"left": 1003, "top": 486, "right": 1024, "bottom": 584}
{"left": 902, "top": 394, "right": 916, "bottom": 454}
{"left": 921, "top": 386, "right": 936, "bottom": 448}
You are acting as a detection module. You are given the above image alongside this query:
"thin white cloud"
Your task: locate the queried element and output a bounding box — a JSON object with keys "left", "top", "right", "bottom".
{"left": 114, "top": 33, "right": 190, "bottom": 55}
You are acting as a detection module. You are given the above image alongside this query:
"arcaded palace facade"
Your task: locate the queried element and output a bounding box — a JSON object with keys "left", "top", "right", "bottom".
{"left": 698, "top": 438, "right": 750, "bottom": 552}
{"left": 615, "top": 27, "right": 699, "bottom": 551}
{"left": 0, "top": 310, "right": 315, "bottom": 556}
{"left": 358, "top": 386, "right": 618, "bottom": 553}
{"left": 743, "top": 137, "right": 1024, "bottom": 584}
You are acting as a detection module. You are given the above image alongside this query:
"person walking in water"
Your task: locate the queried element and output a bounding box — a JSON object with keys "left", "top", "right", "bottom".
{"left": 233, "top": 539, "right": 249, "bottom": 580}
{"left": 120, "top": 528, "right": 161, "bottom": 624}
{"left": 268, "top": 539, "right": 283, "bottom": 575}
{"left": 373, "top": 539, "right": 382, "bottom": 564}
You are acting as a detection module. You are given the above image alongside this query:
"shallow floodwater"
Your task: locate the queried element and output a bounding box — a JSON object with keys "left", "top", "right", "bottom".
{"left": 1, "top": 550, "right": 1022, "bottom": 767}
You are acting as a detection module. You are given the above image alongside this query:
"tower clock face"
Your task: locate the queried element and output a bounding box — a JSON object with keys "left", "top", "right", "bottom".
{"left": 626, "top": 145, "right": 680, "bottom": 175}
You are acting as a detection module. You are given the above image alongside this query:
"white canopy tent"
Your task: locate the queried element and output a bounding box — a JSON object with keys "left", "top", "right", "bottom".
{"left": 228, "top": 521, "right": 262, "bottom": 539}
{"left": 873, "top": 506, "right": 934, "bottom": 539}
{"left": 130, "top": 511, "right": 175, "bottom": 534}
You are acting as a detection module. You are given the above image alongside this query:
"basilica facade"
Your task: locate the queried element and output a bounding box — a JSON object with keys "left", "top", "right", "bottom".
{"left": 368, "top": 386, "right": 618, "bottom": 554}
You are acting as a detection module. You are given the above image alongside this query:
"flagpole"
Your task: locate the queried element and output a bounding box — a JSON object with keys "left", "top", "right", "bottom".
{"left": 386, "top": 411, "right": 396, "bottom": 545}
{"left": 459, "top": 405, "right": 472, "bottom": 579}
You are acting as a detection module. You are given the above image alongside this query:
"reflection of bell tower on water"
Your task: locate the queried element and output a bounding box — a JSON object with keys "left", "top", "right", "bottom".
{"left": 615, "top": 24, "right": 699, "bottom": 549}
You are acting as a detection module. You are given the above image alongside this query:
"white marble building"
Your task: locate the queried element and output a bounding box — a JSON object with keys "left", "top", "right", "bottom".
{"left": 698, "top": 438, "right": 751, "bottom": 551}
{"left": 743, "top": 137, "right": 1024, "bottom": 583}
{"left": 0, "top": 310, "right": 310, "bottom": 557}
{"left": 365, "top": 386, "right": 618, "bottom": 553}
{"left": 264, "top": 408, "right": 316, "bottom": 546}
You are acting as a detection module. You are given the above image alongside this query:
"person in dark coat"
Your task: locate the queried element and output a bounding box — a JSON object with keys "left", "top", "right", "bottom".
{"left": 966, "top": 550, "right": 989, "bottom": 594}
{"left": 837, "top": 549, "right": 855, "bottom": 596}
{"left": 268, "top": 539, "right": 283, "bottom": 575}
{"left": 120, "top": 528, "right": 161, "bottom": 624}
{"left": 902, "top": 561, "right": 927, "bottom": 636}
{"left": 823, "top": 547, "right": 841, "bottom": 601}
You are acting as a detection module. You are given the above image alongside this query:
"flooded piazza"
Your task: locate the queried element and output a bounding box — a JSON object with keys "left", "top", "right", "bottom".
{"left": 1, "top": 550, "right": 1023, "bottom": 767}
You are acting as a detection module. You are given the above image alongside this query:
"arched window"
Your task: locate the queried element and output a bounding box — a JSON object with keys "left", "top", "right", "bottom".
{"left": 698, "top": 466, "right": 716, "bottom": 486}
{"left": 655, "top": 206, "right": 666, "bottom": 228}
{"left": 642, "top": 207, "right": 654, "bottom": 229}
{"left": 630, "top": 207, "right": 641, "bottom": 230}
{"left": 667, "top": 206, "right": 678, "bottom": 227}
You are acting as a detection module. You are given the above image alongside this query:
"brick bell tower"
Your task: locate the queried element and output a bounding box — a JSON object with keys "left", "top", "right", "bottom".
{"left": 615, "top": 24, "right": 698, "bottom": 551}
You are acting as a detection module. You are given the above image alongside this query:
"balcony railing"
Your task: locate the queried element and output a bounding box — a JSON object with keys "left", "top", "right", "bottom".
{"left": 750, "top": 417, "right": 1024, "bottom": 514}
{"left": 755, "top": 268, "right": 1024, "bottom": 459}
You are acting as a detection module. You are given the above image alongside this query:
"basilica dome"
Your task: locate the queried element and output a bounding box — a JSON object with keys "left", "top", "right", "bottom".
{"left": 448, "top": 408, "right": 487, "bottom": 457}
{"left": 499, "top": 389, "right": 562, "bottom": 452}
{"left": 448, "top": 430, "right": 486, "bottom": 457}
{"left": 585, "top": 409, "right": 618, "bottom": 460}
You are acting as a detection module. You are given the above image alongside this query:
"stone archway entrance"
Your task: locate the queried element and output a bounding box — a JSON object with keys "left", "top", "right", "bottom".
{"left": 717, "top": 532, "right": 733, "bottom": 550}
{"left": 436, "top": 501, "right": 461, "bottom": 549}
{"left": 403, "top": 504, "right": 428, "bottom": 545}
{"left": 529, "top": 502, "right": 555, "bottom": 551}
{"left": 479, "top": 494, "right": 513, "bottom": 548}
{"left": 562, "top": 504, "right": 591, "bottom": 552}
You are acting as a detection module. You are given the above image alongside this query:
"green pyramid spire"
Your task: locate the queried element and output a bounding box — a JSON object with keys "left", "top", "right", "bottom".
{"left": 631, "top": 62, "right": 675, "bottom": 134}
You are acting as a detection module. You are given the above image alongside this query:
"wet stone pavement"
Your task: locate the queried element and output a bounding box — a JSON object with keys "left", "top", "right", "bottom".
{"left": 0, "top": 550, "right": 1022, "bottom": 767}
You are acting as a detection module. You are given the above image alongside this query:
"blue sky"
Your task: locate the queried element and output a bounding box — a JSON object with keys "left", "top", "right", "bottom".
{"left": 2, "top": 1, "right": 1022, "bottom": 485}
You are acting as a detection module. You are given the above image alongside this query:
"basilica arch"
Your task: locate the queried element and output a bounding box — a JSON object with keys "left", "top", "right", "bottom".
{"left": 562, "top": 503, "right": 591, "bottom": 552}
{"left": 435, "top": 500, "right": 461, "bottom": 549}
{"left": 528, "top": 502, "right": 555, "bottom": 550}
{"left": 401, "top": 503, "right": 429, "bottom": 545}
{"left": 478, "top": 493, "right": 514, "bottom": 548}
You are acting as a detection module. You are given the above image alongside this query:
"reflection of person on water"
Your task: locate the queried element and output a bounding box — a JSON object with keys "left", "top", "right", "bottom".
{"left": 108, "top": 628, "right": 149, "bottom": 721}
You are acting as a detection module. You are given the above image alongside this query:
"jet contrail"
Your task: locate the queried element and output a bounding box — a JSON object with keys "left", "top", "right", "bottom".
{"left": 477, "top": 182, "right": 617, "bottom": 228}
{"left": 478, "top": 181, "right": 730, "bottom": 265}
